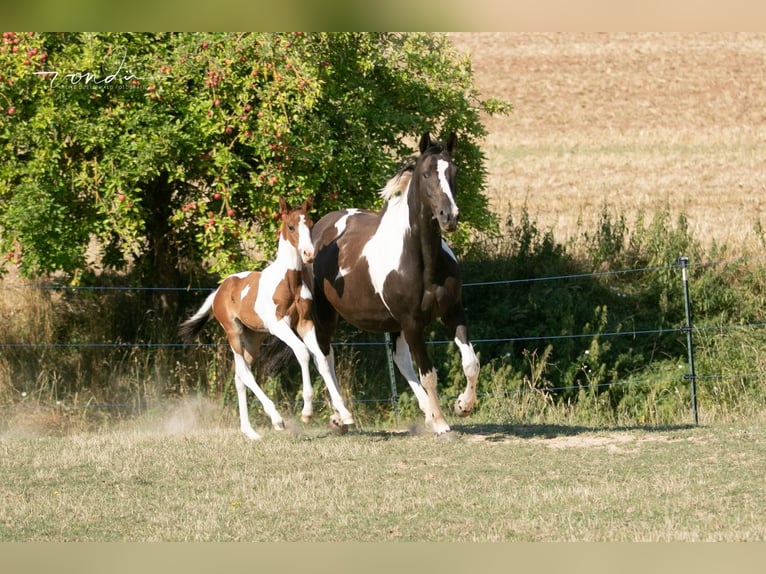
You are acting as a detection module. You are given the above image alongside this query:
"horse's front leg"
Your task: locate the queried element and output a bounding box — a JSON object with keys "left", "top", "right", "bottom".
{"left": 268, "top": 318, "right": 315, "bottom": 423}
{"left": 403, "top": 329, "right": 451, "bottom": 435}
{"left": 444, "top": 306, "right": 480, "bottom": 417}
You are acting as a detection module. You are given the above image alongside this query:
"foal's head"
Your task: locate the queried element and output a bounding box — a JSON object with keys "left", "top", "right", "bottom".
{"left": 278, "top": 196, "right": 315, "bottom": 264}
{"left": 415, "top": 132, "right": 459, "bottom": 233}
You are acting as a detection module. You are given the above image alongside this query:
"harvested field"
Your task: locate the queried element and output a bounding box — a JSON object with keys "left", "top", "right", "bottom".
{"left": 449, "top": 33, "right": 766, "bottom": 250}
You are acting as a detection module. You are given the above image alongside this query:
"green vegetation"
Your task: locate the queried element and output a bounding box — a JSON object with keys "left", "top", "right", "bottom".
{"left": 1, "top": 203, "right": 765, "bottom": 434}
{"left": 0, "top": 32, "right": 507, "bottom": 295}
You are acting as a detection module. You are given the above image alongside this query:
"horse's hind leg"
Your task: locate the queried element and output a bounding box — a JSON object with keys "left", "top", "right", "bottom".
{"left": 233, "top": 331, "right": 285, "bottom": 436}
{"left": 231, "top": 352, "right": 263, "bottom": 440}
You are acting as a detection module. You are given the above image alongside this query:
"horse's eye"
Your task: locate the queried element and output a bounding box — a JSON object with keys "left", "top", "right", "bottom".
{"left": 422, "top": 172, "right": 430, "bottom": 179}
{"left": 288, "top": 225, "right": 295, "bottom": 232}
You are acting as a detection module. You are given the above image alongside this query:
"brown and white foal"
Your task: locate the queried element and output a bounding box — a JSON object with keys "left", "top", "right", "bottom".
{"left": 179, "top": 197, "right": 354, "bottom": 440}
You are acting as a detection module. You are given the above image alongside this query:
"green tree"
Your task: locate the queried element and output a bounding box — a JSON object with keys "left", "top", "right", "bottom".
{"left": 0, "top": 32, "right": 509, "bottom": 303}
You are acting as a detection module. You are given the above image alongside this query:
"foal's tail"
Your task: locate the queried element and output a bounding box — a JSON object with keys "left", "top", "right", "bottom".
{"left": 178, "top": 290, "right": 217, "bottom": 343}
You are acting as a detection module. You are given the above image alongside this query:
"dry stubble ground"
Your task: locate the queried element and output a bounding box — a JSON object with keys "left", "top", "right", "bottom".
{"left": 449, "top": 33, "right": 766, "bottom": 250}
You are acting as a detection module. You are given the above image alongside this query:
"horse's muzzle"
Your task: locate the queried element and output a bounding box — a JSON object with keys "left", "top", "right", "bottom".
{"left": 438, "top": 211, "right": 459, "bottom": 233}
{"left": 301, "top": 248, "right": 316, "bottom": 264}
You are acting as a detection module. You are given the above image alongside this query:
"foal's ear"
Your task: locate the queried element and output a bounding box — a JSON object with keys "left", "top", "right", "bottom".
{"left": 447, "top": 132, "right": 457, "bottom": 155}
{"left": 301, "top": 196, "right": 314, "bottom": 212}
{"left": 278, "top": 196, "right": 290, "bottom": 215}
{"left": 419, "top": 132, "right": 432, "bottom": 154}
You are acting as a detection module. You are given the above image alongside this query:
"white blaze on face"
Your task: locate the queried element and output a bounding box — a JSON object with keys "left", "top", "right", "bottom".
{"left": 297, "top": 214, "right": 314, "bottom": 262}
{"left": 361, "top": 190, "right": 410, "bottom": 312}
{"left": 436, "top": 159, "right": 459, "bottom": 217}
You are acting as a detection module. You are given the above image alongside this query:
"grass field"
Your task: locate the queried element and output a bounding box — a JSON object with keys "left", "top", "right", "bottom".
{"left": 1, "top": 399, "right": 764, "bottom": 542}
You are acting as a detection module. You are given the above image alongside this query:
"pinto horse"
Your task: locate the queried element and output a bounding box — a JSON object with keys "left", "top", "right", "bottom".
{"left": 308, "top": 133, "right": 479, "bottom": 435}
{"left": 179, "top": 197, "right": 354, "bottom": 440}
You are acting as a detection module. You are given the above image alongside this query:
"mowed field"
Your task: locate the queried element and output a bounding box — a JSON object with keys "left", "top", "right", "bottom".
{"left": 1, "top": 402, "right": 765, "bottom": 542}
{"left": 3, "top": 34, "right": 766, "bottom": 545}
{"left": 448, "top": 33, "right": 766, "bottom": 249}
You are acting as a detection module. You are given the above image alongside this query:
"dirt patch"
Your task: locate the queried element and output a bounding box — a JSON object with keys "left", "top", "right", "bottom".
{"left": 463, "top": 429, "right": 678, "bottom": 453}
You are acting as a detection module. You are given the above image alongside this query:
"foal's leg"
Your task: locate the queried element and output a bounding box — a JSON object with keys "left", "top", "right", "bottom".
{"left": 231, "top": 351, "right": 262, "bottom": 440}
{"left": 231, "top": 331, "right": 285, "bottom": 438}
{"left": 443, "top": 305, "right": 480, "bottom": 417}
{"left": 299, "top": 322, "right": 354, "bottom": 427}
{"left": 266, "top": 317, "right": 317, "bottom": 423}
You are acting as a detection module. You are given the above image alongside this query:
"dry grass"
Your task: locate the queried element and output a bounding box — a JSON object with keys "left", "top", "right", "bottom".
{"left": 2, "top": 414, "right": 765, "bottom": 541}
{"left": 449, "top": 32, "right": 766, "bottom": 250}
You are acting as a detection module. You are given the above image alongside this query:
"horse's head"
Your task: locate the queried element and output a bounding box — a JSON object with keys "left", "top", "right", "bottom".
{"left": 415, "top": 132, "right": 459, "bottom": 233}
{"left": 278, "top": 196, "right": 315, "bottom": 263}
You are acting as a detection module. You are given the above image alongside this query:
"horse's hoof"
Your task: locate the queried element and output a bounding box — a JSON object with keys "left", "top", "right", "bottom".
{"left": 329, "top": 415, "right": 349, "bottom": 435}
{"left": 453, "top": 397, "right": 474, "bottom": 417}
{"left": 301, "top": 414, "right": 312, "bottom": 423}
{"left": 273, "top": 420, "right": 286, "bottom": 431}
{"left": 242, "top": 428, "right": 263, "bottom": 441}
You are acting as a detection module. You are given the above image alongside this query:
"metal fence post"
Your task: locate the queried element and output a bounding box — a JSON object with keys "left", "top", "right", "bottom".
{"left": 678, "top": 256, "right": 699, "bottom": 425}
{"left": 383, "top": 332, "right": 399, "bottom": 419}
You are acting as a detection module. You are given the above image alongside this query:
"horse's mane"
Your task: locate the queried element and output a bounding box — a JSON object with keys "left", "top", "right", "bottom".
{"left": 378, "top": 159, "right": 416, "bottom": 201}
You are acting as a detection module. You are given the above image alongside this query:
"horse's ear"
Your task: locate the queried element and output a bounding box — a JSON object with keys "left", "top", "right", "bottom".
{"left": 278, "top": 196, "right": 289, "bottom": 215}
{"left": 419, "top": 132, "right": 432, "bottom": 153}
{"left": 302, "top": 196, "right": 314, "bottom": 212}
{"left": 447, "top": 132, "right": 457, "bottom": 155}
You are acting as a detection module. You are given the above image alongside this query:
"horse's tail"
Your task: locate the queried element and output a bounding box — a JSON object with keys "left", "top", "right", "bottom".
{"left": 178, "top": 289, "right": 218, "bottom": 342}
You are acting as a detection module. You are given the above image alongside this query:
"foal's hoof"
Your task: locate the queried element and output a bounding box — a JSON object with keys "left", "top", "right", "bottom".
{"left": 301, "top": 414, "right": 313, "bottom": 424}
{"left": 273, "top": 420, "right": 286, "bottom": 431}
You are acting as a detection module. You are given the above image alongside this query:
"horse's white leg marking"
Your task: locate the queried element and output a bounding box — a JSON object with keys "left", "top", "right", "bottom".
{"left": 267, "top": 317, "right": 315, "bottom": 422}
{"left": 391, "top": 335, "right": 430, "bottom": 413}
{"left": 436, "top": 159, "right": 459, "bottom": 216}
{"left": 361, "top": 192, "right": 410, "bottom": 313}
{"left": 232, "top": 352, "right": 283, "bottom": 438}
{"left": 420, "top": 368, "right": 451, "bottom": 434}
{"left": 301, "top": 326, "right": 354, "bottom": 425}
{"left": 453, "top": 337, "right": 479, "bottom": 417}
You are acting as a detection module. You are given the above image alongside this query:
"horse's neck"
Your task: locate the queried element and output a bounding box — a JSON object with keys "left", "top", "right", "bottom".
{"left": 274, "top": 236, "right": 302, "bottom": 272}
{"left": 408, "top": 184, "right": 442, "bottom": 285}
